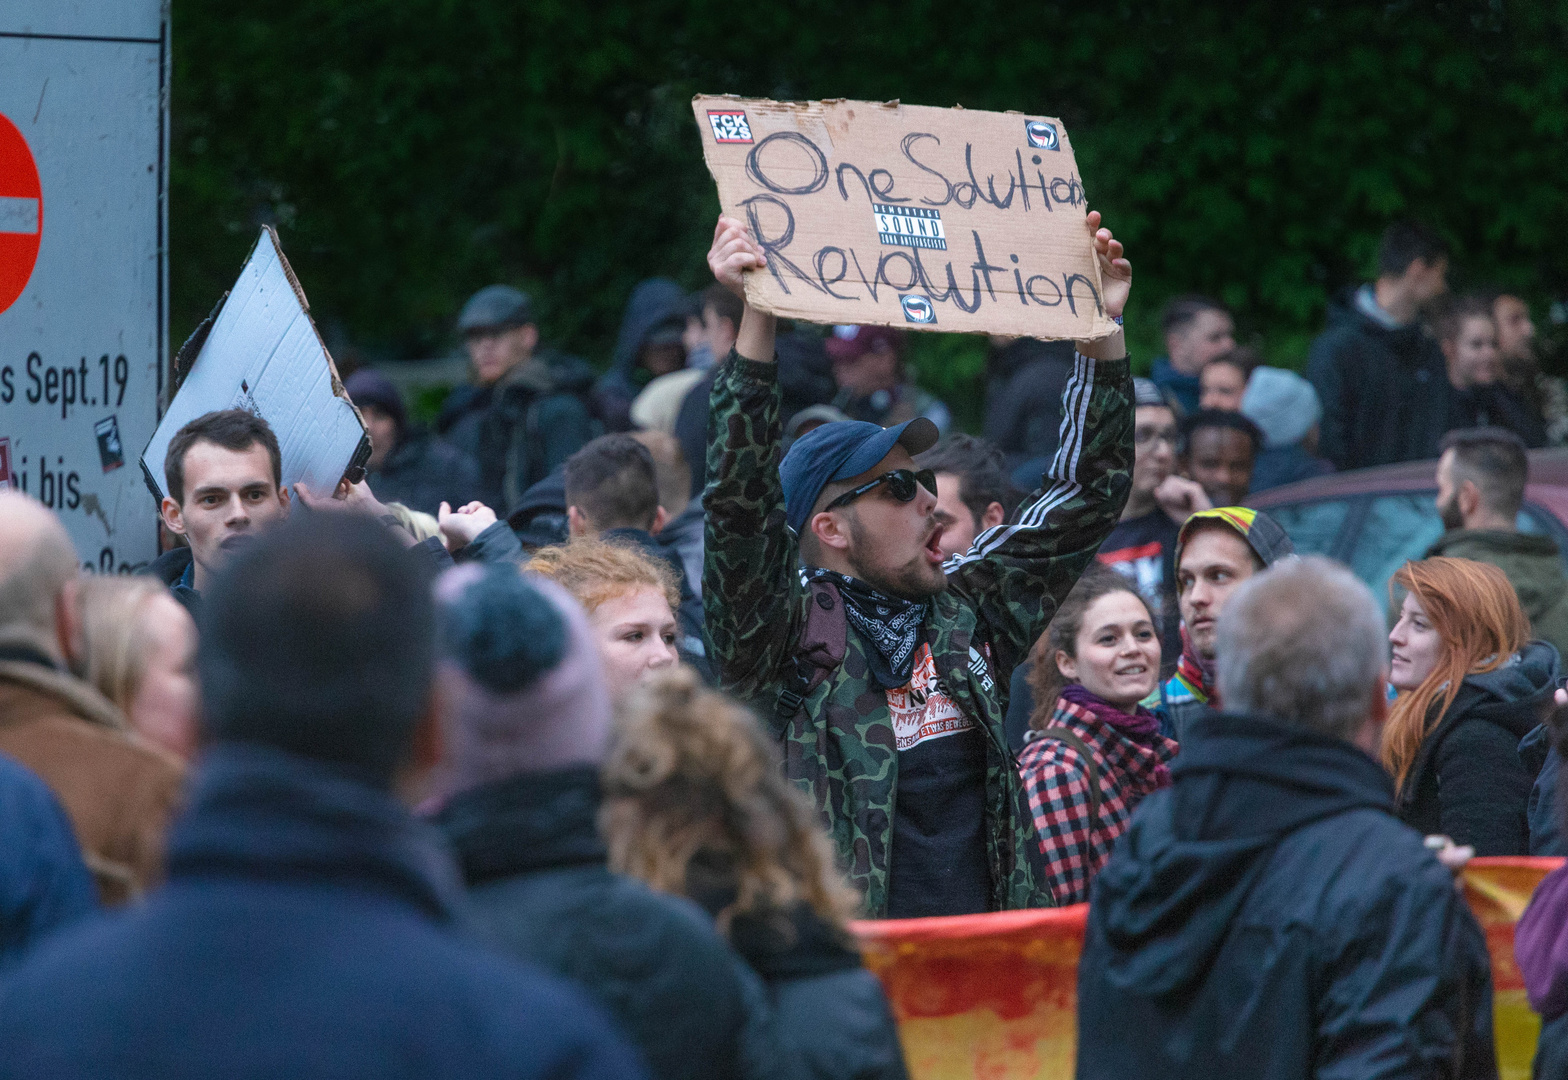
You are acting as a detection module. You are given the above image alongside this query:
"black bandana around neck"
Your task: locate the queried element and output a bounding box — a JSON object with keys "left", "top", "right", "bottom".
{"left": 806, "top": 568, "right": 928, "bottom": 690}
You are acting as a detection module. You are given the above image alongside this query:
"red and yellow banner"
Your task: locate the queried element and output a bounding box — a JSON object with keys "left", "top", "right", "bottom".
{"left": 852, "top": 856, "right": 1563, "bottom": 1080}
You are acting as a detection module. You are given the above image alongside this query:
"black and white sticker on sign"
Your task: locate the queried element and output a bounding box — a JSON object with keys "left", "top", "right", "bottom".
{"left": 901, "top": 295, "right": 936, "bottom": 324}
{"left": 1026, "top": 120, "right": 1060, "bottom": 150}
{"left": 875, "top": 204, "right": 946, "bottom": 251}
{"left": 707, "top": 111, "right": 753, "bottom": 144}
{"left": 94, "top": 415, "right": 124, "bottom": 473}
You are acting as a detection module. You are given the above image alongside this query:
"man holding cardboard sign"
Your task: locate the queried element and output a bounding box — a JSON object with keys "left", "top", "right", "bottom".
{"left": 701, "top": 205, "right": 1132, "bottom": 918}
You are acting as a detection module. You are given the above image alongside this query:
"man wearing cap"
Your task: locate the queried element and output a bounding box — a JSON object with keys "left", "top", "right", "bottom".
{"left": 436, "top": 285, "right": 598, "bottom": 513}
{"left": 1162, "top": 506, "right": 1295, "bottom": 739}
{"left": 702, "top": 212, "right": 1134, "bottom": 918}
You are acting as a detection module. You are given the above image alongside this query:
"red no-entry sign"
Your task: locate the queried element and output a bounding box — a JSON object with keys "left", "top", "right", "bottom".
{"left": 0, "top": 111, "right": 42, "bottom": 316}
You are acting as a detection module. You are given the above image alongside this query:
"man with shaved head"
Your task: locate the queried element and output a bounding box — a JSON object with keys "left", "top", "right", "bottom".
{"left": 0, "top": 492, "right": 184, "bottom": 903}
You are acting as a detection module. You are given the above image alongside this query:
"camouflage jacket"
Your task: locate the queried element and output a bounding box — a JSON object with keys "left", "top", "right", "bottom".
{"left": 703, "top": 350, "right": 1132, "bottom": 916}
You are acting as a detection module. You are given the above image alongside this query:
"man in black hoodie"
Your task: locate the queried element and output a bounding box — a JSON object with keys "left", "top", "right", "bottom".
{"left": 1307, "top": 220, "right": 1453, "bottom": 471}
{"left": 1078, "top": 556, "right": 1495, "bottom": 1080}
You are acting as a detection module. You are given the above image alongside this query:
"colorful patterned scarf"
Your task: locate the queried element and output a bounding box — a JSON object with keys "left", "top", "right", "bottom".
{"left": 1170, "top": 626, "right": 1220, "bottom": 709}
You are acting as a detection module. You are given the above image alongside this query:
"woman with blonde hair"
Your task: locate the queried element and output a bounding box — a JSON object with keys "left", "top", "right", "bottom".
{"left": 1386, "top": 555, "right": 1557, "bottom": 854}
{"left": 526, "top": 538, "right": 680, "bottom": 703}
{"left": 72, "top": 576, "right": 199, "bottom": 760}
{"left": 602, "top": 667, "right": 907, "bottom": 1080}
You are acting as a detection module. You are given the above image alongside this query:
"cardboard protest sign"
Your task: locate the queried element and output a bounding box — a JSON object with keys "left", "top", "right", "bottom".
{"left": 693, "top": 96, "right": 1115, "bottom": 341}
{"left": 140, "top": 227, "right": 369, "bottom": 504}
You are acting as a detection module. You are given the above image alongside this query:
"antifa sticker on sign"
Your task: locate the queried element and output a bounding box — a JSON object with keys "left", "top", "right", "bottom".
{"left": 692, "top": 96, "right": 1116, "bottom": 341}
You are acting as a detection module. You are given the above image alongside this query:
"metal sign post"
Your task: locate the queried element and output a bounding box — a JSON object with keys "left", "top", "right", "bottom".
{"left": 0, "top": 2, "right": 168, "bottom": 572}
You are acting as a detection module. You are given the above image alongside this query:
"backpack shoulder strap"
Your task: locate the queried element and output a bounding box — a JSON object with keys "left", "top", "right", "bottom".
{"left": 774, "top": 580, "right": 848, "bottom": 726}
{"left": 1037, "top": 726, "right": 1102, "bottom": 836}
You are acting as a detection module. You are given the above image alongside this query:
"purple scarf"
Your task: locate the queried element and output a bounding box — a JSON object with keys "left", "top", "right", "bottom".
{"left": 1058, "top": 684, "right": 1170, "bottom": 786}
{"left": 1059, "top": 684, "right": 1164, "bottom": 739}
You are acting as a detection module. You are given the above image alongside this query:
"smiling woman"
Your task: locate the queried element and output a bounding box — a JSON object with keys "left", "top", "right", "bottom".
{"left": 1016, "top": 564, "right": 1178, "bottom": 905}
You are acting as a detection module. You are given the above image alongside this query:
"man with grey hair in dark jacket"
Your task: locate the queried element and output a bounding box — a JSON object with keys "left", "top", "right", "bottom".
{"left": 1078, "top": 555, "right": 1496, "bottom": 1080}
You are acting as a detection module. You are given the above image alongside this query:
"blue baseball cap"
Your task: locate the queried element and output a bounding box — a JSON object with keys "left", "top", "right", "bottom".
{"left": 780, "top": 417, "right": 940, "bottom": 534}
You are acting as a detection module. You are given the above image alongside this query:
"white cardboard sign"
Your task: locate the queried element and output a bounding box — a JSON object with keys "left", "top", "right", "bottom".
{"left": 140, "top": 227, "right": 368, "bottom": 505}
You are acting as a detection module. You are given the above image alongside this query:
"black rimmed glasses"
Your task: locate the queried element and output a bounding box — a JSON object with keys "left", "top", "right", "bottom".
{"left": 825, "top": 468, "right": 938, "bottom": 511}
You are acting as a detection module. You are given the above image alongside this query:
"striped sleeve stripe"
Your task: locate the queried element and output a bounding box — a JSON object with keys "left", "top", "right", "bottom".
{"left": 946, "top": 352, "right": 1095, "bottom": 570}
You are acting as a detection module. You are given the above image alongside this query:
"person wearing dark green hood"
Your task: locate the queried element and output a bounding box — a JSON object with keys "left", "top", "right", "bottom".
{"left": 1077, "top": 556, "right": 1495, "bottom": 1080}
{"left": 1427, "top": 427, "right": 1568, "bottom": 661}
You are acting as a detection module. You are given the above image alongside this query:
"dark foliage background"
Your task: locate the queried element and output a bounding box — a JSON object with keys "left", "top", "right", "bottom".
{"left": 170, "top": 0, "right": 1568, "bottom": 430}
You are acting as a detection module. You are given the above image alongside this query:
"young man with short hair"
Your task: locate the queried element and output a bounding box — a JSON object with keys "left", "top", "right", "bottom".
{"left": 1079, "top": 557, "right": 1494, "bottom": 1078}
{"left": 1161, "top": 507, "right": 1294, "bottom": 738}
{"left": 1149, "top": 295, "right": 1236, "bottom": 415}
{"left": 1179, "top": 409, "right": 1263, "bottom": 508}
{"left": 0, "top": 514, "right": 644, "bottom": 1079}
{"left": 1308, "top": 219, "right": 1453, "bottom": 471}
{"left": 149, "top": 409, "right": 291, "bottom": 614}
{"left": 703, "top": 211, "right": 1134, "bottom": 918}
{"left": 913, "top": 434, "right": 1021, "bottom": 561}
{"left": 563, "top": 434, "right": 703, "bottom": 668}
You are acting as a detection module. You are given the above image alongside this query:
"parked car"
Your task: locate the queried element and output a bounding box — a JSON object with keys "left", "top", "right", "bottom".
{"left": 1248, "top": 451, "right": 1568, "bottom": 613}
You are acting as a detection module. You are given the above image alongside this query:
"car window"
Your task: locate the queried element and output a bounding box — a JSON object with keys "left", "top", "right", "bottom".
{"left": 1351, "top": 494, "right": 1446, "bottom": 613}
{"left": 1258, "top": 499, "right": 1352, "bottom": 559}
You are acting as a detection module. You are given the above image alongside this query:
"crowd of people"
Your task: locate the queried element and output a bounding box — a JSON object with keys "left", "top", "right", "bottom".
{"left": 1, "top": 204, "right": 1567, "bottom": 1079}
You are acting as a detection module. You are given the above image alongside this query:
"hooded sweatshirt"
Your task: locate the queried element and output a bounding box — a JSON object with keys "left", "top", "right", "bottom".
{"left": 1078, "top": 713, "right": 1496, "bottom": 1080}
{"left": 595, "top": 278, "right": 689, "bottom": 434}
{"left": 1306, "top": 285, "right": 1453, "bottom": 471}
{"left": 1394, "top": 639, "right": 1558, "bottom": 855}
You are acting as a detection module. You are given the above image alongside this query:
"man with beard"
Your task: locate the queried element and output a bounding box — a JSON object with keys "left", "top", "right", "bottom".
{"left": 702, "top": 212, "right": 1134, "bottom": 918}
{"left": 1427, "top": 427, "right": 1568, "bottom": 661}
{"left": 149, "top": 410, "right": 291, "bottom": 615}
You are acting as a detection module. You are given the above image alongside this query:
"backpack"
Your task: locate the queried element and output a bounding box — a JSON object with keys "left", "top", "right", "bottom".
{"left": 773, "top": 579, "right": 849, "bottom": 727}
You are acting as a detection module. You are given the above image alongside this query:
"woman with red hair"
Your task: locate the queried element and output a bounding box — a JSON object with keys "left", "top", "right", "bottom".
{"left": 1386, "top": 556, "right": 1558, "bottom": 854}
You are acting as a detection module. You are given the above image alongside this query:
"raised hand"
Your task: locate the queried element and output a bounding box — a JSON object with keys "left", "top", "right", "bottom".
{"left": 708, "top": 214, "right": 767, "bottom": 299}
{"left": 1086, "top": 210, "right": 1131, "bottom": 321}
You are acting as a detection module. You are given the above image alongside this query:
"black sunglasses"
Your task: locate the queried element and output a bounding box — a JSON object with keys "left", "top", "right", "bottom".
{"left": 826, "top": 468, "right": 938, "bottom": 511}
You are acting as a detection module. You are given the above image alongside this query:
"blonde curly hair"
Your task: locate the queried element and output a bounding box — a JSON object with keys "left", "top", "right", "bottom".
{"left": 525, "top": 536, "right": 679, "bottom": 614}
{"left": 600, "top": 666, "right": 861, "bottom": 931}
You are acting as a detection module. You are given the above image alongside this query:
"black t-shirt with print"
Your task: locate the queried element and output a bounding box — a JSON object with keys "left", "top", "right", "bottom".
{"left": 883, "top": 643, "right": 992, "bottom": 919}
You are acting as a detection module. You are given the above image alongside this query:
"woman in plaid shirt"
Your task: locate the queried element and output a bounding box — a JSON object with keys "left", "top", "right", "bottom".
{"left": 1016, "top": 565, "right": 1179, "bottom": 905}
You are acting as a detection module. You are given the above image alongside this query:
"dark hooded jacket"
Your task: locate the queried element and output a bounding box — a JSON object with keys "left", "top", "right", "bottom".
{"left": 1307, "top": 287, "right": 1453, "bottom": 471}
{"left": 434, "top": 767, "right": 779, "bottom": 1080}
{"left": 437, "top": 352, "right": 599, "bottom": 514}
{"left": 1427, "top": 529, "right": 1568, "bottom": 666}
{"left": 596, "top": 279, "right": 689, "bottom": 434}
{"left": 1077, "top": 713, "right": 1496, "bottom": 1080}
{"left": 0, "top": 744, "right": 644, "bottom": 1080}
{"left": 1395, "top": 639, "right": 1558, "bottom": 856}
